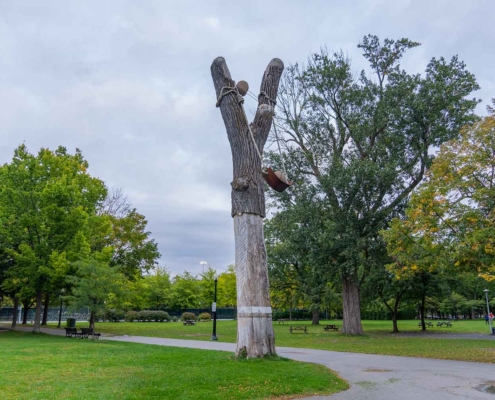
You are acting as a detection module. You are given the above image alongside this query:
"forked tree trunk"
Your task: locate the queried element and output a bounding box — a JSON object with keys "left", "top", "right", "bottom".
{"left": 341, "top": 275, "right": 363, "bottom": 334}
{"left": 33, "top": 290, "right": 43, "bottom": 333}
{"left": 211, "top": 57, "right": 284, "bottom": 358}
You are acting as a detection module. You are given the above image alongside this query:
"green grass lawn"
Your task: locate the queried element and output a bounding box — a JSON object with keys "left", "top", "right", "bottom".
{"left": 47, "top": 319, "right": 495, "bottom": 364}
{"left": 0, "top": 331, "right": 347, "bottom": 400}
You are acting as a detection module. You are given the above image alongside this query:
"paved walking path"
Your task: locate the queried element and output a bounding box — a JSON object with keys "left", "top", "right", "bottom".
{"left": 5, "top": 326, "right": 495, "bottom": 399}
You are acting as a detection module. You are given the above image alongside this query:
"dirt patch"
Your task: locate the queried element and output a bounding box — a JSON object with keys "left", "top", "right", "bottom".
{"left": 364, "top": 368, "right": 393, "bottom": 373}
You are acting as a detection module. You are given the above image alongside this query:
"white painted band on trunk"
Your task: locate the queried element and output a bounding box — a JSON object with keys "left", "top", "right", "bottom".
{"left": 237, "top": 307, "right": 272, "bottom": 314}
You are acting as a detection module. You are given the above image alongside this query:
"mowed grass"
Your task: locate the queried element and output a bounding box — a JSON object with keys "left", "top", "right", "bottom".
{"left": 57, "top": 319, "right": 495, "bottom": 364}
{"left": 0, "top": 331, "right": 347, "bottom": 400}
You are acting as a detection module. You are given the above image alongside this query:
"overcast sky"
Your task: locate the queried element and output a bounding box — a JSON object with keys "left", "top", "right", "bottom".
{"left": 1, "top": 1, "right": 493, "bottom": 276}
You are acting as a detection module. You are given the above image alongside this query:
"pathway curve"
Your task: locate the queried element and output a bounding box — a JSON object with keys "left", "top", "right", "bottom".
{"left": 106, "top": 335, "right": 495, "bottom": 400}
{"left": 5, "top": 326, "right": 495, "bottom": 399}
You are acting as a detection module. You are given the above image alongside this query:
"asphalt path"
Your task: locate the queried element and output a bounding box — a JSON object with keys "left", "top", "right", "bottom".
{"left": 5, "top": 326, "right": 495, "bottom": 399}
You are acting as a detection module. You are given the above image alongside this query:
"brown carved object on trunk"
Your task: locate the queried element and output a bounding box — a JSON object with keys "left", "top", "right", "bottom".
{"left": 262, "top": 167, "right": 292, "bottom": 192}
{"left": 211, "top": 57, "right": 284, "bottom": 358}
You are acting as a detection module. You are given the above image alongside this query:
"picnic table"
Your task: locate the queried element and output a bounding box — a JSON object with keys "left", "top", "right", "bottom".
{"left": 418, "top": 321, "right": 434, "bottom": 327}
{"left": 183, "top": 320, "right": 196, "bottom": 326}
{"left": 436, "top": 321, "right": 452, "bottom": 327}
{"left": 323, "top": 324, "right": 339, "bottom": 331}
{"left": 289, "top": 325, "right": 307, "bottom": 334}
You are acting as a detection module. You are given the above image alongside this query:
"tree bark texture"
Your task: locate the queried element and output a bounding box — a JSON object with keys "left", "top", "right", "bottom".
{"left": 312, "top": 308, "right": 320, "bottom": 325}
{"left": 234, "top": 213, "right": 275, "bottom": 357}
{"left": 33, "top": 290, "right": 43, "bottom": 333}
{"left": 42, "top": 293, "right": 50, "bottom": 325}
{"left": 341, "top": 276, "right": 364, "bottom": 334}
{"left": 211, "top": 57, "right": 284, "bottom": 358}
{"left": 11, "top": 296, "right": 18, "bottom": 329}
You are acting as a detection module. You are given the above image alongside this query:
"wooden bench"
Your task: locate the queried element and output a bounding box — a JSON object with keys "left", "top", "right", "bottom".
{"left": 436, "top": 321, "right": 452, "bottom": 327}
{"left": 418, "top": 321, "right": 433, "bottom": 327}
{"left": 65, "top": 327, "right": 77, "bottom": 337}
{"left": 77, "top": 328, "right": 101, "bottom": 339}
{"left": 323, "top": 324, "right": 339, "bottom": 331}
{"left": 277, "top": 319, "right": 288, "bottom": 324}
{"left": 183, "top": 320, "right": 196, "bottom": 326}
{"left": 290, "top": 325, "right": 307, "bottom": 334}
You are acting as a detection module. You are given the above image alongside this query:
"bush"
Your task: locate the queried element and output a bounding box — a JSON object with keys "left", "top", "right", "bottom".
{"left": 198, "top": 312, "right": 211, "bottom": 321}
{"left": 136, "top": 310, "right": 171, "bottom": 322}
{"left": 107, "top": 309, "right": 126, "bottom": 322}
{"left": 181, "top": 312, "right": 196, "bottom": 321}
{"left": 125, "top": 311, "right": 139, "bottom": 322}
{"left": 172, "top": 316, "right": 179, "bottom": 322}
{"left": 154, "top": 311, "right": 171, "bottom": 322}
{"left": 95, "top": 310, "right": 105, "bottom": 322}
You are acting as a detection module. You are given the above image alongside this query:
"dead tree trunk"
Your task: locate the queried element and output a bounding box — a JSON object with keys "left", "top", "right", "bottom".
{"left": 211, "top": 57, "right": 284, "bottom": 358}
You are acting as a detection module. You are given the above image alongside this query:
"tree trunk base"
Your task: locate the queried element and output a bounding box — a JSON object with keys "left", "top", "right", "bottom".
{"left": 341, "top": 276, "right": 363, "bottom": 335}
{"left": 234, "top": 213, "right": 276, "bottom": 358}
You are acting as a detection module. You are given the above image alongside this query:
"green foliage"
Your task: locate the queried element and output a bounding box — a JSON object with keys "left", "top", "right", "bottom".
{"left": 137, "top": 310, "right": 170, "bottom": 322}
{"left": 106, "top": 309, "right": 126, "bottom": 322}
{"left": 171, "top": 271, "right": 200, "bottom": 309}
{"left": 125, "top": 310, "right": 139, "bottom": 322}
{"left": 198, "top": 312, "right": 211, "bottom": 321}
{"left": 217, "top": 265, "right": 237, "bottom": 307}
{"left": 181, "top": 312, "right": 196, "bottom": 321}
{"left": 268, "top": 35, "right": 480, "bottom": 332}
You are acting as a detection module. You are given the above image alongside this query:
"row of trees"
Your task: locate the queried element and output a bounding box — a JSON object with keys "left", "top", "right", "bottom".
{"left": 0, "top": 145, "right": 160, "bottom": 330}
{"left": 264, "top": 35, "right": 489, "bottom": 334}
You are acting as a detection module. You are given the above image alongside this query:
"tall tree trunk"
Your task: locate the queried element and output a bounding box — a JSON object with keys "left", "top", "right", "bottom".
{"left": 11, "top": 296, "right": 19, "bottom": 329}
{"left": 311, "top": 308, "right": 320, "bottom": 325}
{"left": 89, "top": 311, "right": 95, "bottom": 330}
{"left": 341, "top": 275, "right": 363, "bottom": 334}
{"left": 22, "top": 302, "right": 29, "bottom": 324}
{"left": 33, "top": 290, "right": 43, "bottom": 333}
{"left": 41, "top": 293, "right": 50, "bottom": 325}
{"left": 235, "top": 214, "right": 275, "bottom": 358}
{"left": 419, "top": 294, "right": 426, "bottom": 331}
{"left": 211, "top": 57, "right": 284, "bottom": 358}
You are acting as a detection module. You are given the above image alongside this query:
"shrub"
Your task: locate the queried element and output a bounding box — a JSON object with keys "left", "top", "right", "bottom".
{"left": 198, "top": 312, "right": 211, "bottom": 321}
{"left": 107, "top": 309, "right": 126, "bottom": 322}
{"left": 94, "top": 310, "right": 105, "bottom": 322}
{"left": 154, "top": 311, "right": 171, "bottom": 322}
{"left": 125, "top": 311, "right": 139, "bottom": 322}
{"left": 181, "top": 312, "right": 196, "bottom": 321}
{"left": 138, "top": 310, "right": 154, "bottom": 322}
{"left": 172, "top": 316, "right": 179, "bottom": 322}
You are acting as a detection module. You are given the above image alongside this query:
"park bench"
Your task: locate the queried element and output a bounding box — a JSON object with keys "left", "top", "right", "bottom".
{"left": 77, "top": 328, "right": 101, "bottom": 339}
{"left": 417, "top": 321, "right": 433, "bottom": 327}
{"left": 290, "top": 325, "right": 307, "bottom": 334}
{"left": 323, "top": 324, "right": 339, "bottom": 331}
{"left": 183, "top": 320, "right": 196, "bottom": 326}
{"left": 65, "top": 327, "right": 77, "bottom": 337}
{"left": 277, "top": 319, "right": 288, "bottom": 324}
{"left": 436, "top": 321, "right": 452, "bottom": 327}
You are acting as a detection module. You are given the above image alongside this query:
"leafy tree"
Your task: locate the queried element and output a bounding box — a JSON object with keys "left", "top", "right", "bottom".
{"left": 67, "top": 256, "right": 123, "bottom": 329}
{"left": 170, "top": 271, "right": 200, "bottom": 309}
{"left": 0, "top": 145, "right": 107, "bottom": 332}
{"left": 217, "top": 265, "right": 237, "bottom": 307}
{"left": 385, "top": 105, "right": 495, "bottom": 282}
{"left": 269, "top": 35, "right": 479, "bottom": 334}
{"left": 144, "top": 266, "right": 172, "bottom": 309}
{"left": 198, "top": 266, "right": 217, "bottom": 309}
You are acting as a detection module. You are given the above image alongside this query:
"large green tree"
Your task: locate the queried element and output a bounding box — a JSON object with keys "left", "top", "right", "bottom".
{"left": 0, "top": 145, "right": 107, "bottom": 332}
{"left": 269, "top": 35, "right": 479, "bottom": 334}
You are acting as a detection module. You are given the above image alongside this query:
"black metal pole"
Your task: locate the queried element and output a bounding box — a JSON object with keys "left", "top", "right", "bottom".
{"left": 211, "top": 277, "right": 218, "bottom": 341}
{"left": 57, "top": 296, "right": 63, "bottom": 328}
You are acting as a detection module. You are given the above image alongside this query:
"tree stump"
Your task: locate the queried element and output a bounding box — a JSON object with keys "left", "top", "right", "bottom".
{"left": 211, "top": 57, "right": 284, "bottom": 358}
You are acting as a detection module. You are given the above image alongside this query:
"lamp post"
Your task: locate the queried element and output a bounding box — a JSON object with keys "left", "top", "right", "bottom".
{"left": 483, "top": 289, "right": 493, "bottom": 335}
{"left": 200, "top": 260, "right": 208, "bottom": 274}
{"left": 57, "top": 289, "right": 65, "bottom": 328}
{"left": 211, "top": 275, "right": 218, "bottom": 341}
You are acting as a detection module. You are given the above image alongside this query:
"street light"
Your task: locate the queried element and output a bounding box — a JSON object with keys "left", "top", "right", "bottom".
{"left": 483, "top": 289, "right": 493, "bottom": 335}
{"left": 211, "top": 275, "right": 218, "bottom": 341}
{"left": 57, "top": 288, "right": 65, "bottom": 328}
{"left": 200, "top": 260, "right": 208, "bottom": 274}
